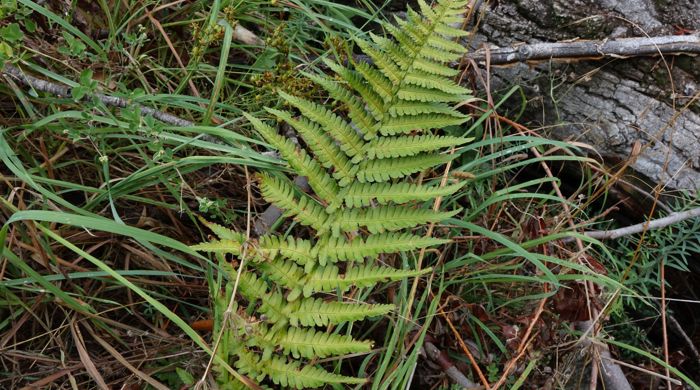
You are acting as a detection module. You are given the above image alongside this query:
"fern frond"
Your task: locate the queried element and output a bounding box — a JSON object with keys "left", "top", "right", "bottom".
{"left": 356, "top": 153, "right": 457, "bottom": 183}
{"left": 258, "top": 173, "right": 330, "bottom": 233}
{"left": 278, "top": 91, "right": 364, "bottom": 159}
{"left": 380, "top": 113, "right": 469, "bottom": 136}
{"left": 290, "top": 298, "right": 394, "bottom": 327}
{"left": 354, "top": 61, "right": 393, "bottom": 104}
{"left": 397, "top": 85, "right": 470, "bottom": 102}
{"left": 413, "top": 55, "right": 460, "bottom": 76}
{"left": 383, "top": 19, "right": 422, "bottom": 54}
{"left": 275, "top": 327, "right": 372, "bottom": 359}
{"left": 190, "top": 239, "right": 242, "bottom": 255}
{"left": 365, "top": 134, "right": 470, "bottom": 158}
{"left": 315, "top": 233, "right": 448, "bottom": 264}
{"left": 369, "top": 32, "right": 411, "bottom": 70}
{"left": 342, "top": 181, "right": 467, "bottom": 207}
{"left": 258, "top": 258, "right": 306, "bottom": 301}
{"left": 237, "top": 270, "right": 270, "bottom": 301}
{"left": 301, "top": 264, "right": 432, "bottom": 296}
{"left": 388, "top": 100, "right": 466, "bottom": 117}
{"left": 265, "top": 108, "right": 357, "bottom": 186}
{"left": 324, "top": 59, "right": 384, "bottom": 122}
{"left": 235, "top": 348, "right": 366, "bottom": 389}
{"left": 405, "top": 70, "right": 471, "bottom": 94}
{"left": 354, "top": 38, "right": 403, "bottom": 84}
{"left": 330, "top": 206, "right": 462, "bottom": 235}
{"left": 302, "top": 71, "right": 376, "bottom": 137}
{"left": 258, "top": 235, "right": 315, "bottom": 267}
{"left": 198, "top": 217, "right": 245, "bottom": 242}
{"left": 426, "top": 30, "right": 467, "bottom": 53}
{"left": 418, "top": 42, "right": 464, "bottom": 62}
{"left": 434, "top": 22, "right": 471, "bottom": 37}
{"left": 416, "top": 0, "right": 437, "bottom": 20}
{"left": 243, "top": 113, "right": 340, "bottom": 205}
{"left": 220, "top": 1, "right": 474, "bottom": 387}
{"left": 257, "top": 291, "right": 295, "bottom": 331}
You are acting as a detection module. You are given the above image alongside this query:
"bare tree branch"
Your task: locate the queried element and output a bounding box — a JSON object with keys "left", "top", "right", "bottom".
{"left": 574, "top": 320, "right": 633, "bottom": 390}
{"left": 583, "top": 207, "right": 700, "bottom": 240}
{"left": 2, "top": 63, "right": 292, "bottom": 233}
{"left": 468, "top": 34, "right": 700, "bottom": 65}
{"left": 423, "top": 340, "right": 480, "bottom": 389}
{"left": 2, "top": 64, "right": 194, "bottom": 127}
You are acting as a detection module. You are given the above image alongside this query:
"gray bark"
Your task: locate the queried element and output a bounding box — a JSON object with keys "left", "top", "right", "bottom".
{"left": 469, "top": 0, "right": 700, "bottom": 190}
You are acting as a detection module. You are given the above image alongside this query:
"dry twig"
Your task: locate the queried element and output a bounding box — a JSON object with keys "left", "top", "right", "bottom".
{"left": 3, "top": 64, "right": 194, "bottom": 127}
{"left": 424, "top": 340, "right": 481, "bottom": 389}
{"left": 581, "top": 206, "right": 700, "bottom": 240}
{"left": 468, "top": 34, "right": 700, "bottom": 65}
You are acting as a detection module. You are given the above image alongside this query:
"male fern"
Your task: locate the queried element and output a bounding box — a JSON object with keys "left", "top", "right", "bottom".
{"left": 192, "top": 0, "right": 474, "bottom": 387}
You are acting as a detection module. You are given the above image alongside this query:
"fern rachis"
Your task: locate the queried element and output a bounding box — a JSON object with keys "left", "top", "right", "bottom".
{"left": 192, "top": 0, "right": 474, "bottom": 388}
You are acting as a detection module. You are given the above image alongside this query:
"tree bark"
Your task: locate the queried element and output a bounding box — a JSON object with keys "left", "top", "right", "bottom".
{"left": 467, "top": 0, "right": 700, "bottom": 190}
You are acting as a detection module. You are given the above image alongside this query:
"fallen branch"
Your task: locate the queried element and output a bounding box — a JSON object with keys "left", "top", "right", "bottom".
{"left": 423, "top": 340, "right": 480, "bottom": 389}
{"left": 583, "top": 206, "right": 700, "bottom": 240}
{"left": 2, "top": 64, "right": 194, "bottom": 127}
{"left": 575, "top": 321, "right": 633, "bottom": 390}
{"left": 468, "top": 34, "right": 700, "bottom": 65}
{"left": 668, "top": 314, "right": 700, "bottom": 370}
{"left": 2, "top": 63, "right": 289, "bottom": 233}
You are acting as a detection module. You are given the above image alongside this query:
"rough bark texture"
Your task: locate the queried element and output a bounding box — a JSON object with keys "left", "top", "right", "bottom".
{"left": 469, "top": 0, "right": 700, "bottom": 190}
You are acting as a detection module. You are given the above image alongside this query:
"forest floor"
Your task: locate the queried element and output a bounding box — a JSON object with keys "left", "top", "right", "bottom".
{"left": 1, "top": 1, "right": 699, "bottom": 389}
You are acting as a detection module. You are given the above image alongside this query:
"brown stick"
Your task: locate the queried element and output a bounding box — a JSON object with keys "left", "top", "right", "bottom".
{"left": 583, "top": 206, "right": 700, "bottom": 240}
{"left": 2, "top": 64, "right": 195, "bottom": 127}
{"left": 423, "top": 340, "right": 480, "bottom": 389}
{"left": 468, "top": 34, "right": 700, "bottom": 65}
{"left": 575, "top": 321, "right": 633, "bottom": 390}
{"left": 2, "top": 63, "right": 288, "bottom": 233}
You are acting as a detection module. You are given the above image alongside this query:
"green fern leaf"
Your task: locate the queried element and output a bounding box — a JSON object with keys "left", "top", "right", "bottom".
{"left": 405, "top": 70, "right": 471, "bottom": 95}
{"left": 275, "top": 327, "right": 372, "bottom": 359}
{"left": 302, "top": 71, "right": 377, "bottom": 137}
{"left": 418, "top": 42, "right": 464, "bottom": 62}
{"left": 235, "top": 348, "right": 366, "bottom": 389}
{"left": 258, "top": 235, "right": 316, "bottom": 267}
{"left": 342, "top": 181, "right": 467, "bottom": 207}
{"left": 258, "top": 173, "right": 330, "bottom": 233}
{"left": 236, "top": 270, "right": 268, "bottom": 299}
{"left": 397, "top": 85, "right": 470, "bottom": 102}
{"left": 316, "top": 233, "right": 449, "bottom": 264}
{"left": 290, "top": 298, "right": 394, "bottom": 327}
{"left": 197, "top": 217, "right": 245, "bottom": 242}
{"left": 278, "top": 91, "right": 364, "bottom": 159}
{"left": 190, "top": 239, "right": 242, "bottom": 255}
{"left": 301, "top": 264, "right": 432, "bottom": 296}
{"left": 354, "top": 61, "right": 394, "bottom": 103}
{"left": 217, "top": 1, "right": 475, "bottom": 387}
{"left": 413, "top": 54, "right": 460, "bottom": 76}
{"left": 258, "top": 258, "right": 306, "bottom": 301}
{"left": 243, "top": 113, "right": 340, "bottom": 205}
{"left": 258, "top": 291, "right": 295, "bottom": 331}
{"left": 434, "top": 22, "right": 471, "bottom": 37}
{"left": 368, "top": 32, "right": 411, "bottom": 70}
{"left": 426, "top": 31, "right": 467, "bottom": 53}
{"left": 365, "top": 134, "right": 470, "bottom": 158}
{"left": 330, "top": 206, "right": 462, "bottom": 235}
{"left": 388, "top": 100, "right": 466, "bottom": 117}
{"left": 354, "top": 38, "right": 403, "bottom": 84}
{"left": 265, "top": 108, "right": 357, "bottom": 186}
{"left": 356, "top": 153, "right": 457, "bottom": 183}
{"left": 380, "top": 113, "right": 469, "bottom": 136}
{"left": 323, "top": 59, "right": 385, "bottom": 122}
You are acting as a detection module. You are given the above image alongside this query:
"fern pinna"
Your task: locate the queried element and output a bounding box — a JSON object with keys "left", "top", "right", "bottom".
{"left": 192, "top": 0, "right": 474, "bottom": 387}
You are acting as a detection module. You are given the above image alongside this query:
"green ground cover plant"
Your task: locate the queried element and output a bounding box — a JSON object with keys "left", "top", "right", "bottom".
{"left": 1, "top": 0, "right": 699, "bottom": 389}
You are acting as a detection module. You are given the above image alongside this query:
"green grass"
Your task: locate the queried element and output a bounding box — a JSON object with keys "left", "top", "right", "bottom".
{"left": 1, "top": 0, "right": 698, "bottom": 389}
